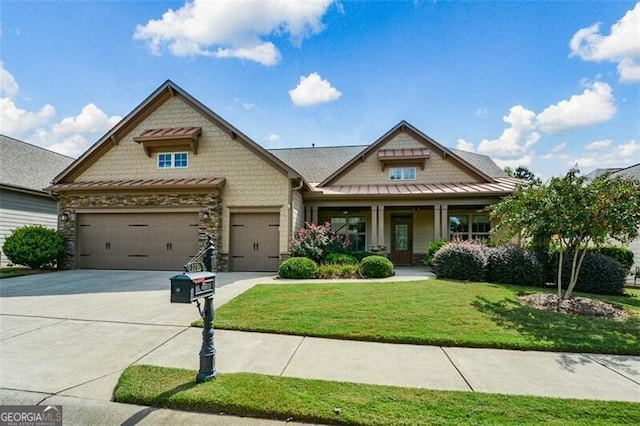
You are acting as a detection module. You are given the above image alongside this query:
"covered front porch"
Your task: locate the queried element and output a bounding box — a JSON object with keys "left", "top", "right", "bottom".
{"left": 302, "top": 200, "right": 495, "bottom": 266}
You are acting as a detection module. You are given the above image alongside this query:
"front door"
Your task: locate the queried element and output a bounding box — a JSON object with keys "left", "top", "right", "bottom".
{"left": 391, "top": 215, "right": 412, "bottom": 265}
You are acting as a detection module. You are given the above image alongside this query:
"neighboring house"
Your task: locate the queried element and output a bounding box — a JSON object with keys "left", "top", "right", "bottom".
{"left": 587, "top": 164, "right": 640, "bottom": 271}
{"left": 48, "top": 80, "right": 518, "bottom": 272}
{"left": 0, "top": 135, "right": 74, "bottom": 266}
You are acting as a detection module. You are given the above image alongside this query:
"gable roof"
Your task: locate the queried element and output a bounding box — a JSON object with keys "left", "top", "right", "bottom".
{"left": 52, "top": 80, "right": 310, "bottom": 189}
{"left": 269, "top": 145, "right": 367, "bottom": 184}
{"left": 450, "top": 149, "right": 507, "bottom": 178}
{"left": 611, "top": 163, "right": 640, "bottom": 180}
{"left": 318, "top": 121, "right": 495, "bottom": 187}
{"left": 0, "top": 134, "right": 74, "bottom": 195}
{"left": 584, "top": 167, "right": 623, "bottom": 180}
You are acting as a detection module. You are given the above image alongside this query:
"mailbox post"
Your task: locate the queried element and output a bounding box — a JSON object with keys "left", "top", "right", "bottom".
{"left": 170, "top": 234, "right": 217, "bottom": 383}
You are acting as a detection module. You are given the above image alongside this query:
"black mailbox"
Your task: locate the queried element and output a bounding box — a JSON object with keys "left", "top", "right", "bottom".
{"left": 170, "top": 271, "right": 216, "bottom": 304}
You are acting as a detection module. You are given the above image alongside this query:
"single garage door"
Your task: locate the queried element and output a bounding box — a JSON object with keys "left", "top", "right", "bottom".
{"left": 77, "top": 212, "right": 199, "bottom": 270}
{"left": 230, "top": 213, "right": 280, "bottom": 271}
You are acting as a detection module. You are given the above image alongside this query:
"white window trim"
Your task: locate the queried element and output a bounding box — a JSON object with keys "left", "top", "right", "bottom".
{"left": 389, "top": 167, "right": 416, "bottom": 181}
{"left": 157, "top": 152, "right": 189, "bottom": 169}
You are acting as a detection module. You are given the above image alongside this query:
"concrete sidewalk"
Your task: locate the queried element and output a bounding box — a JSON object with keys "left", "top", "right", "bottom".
{"left": 1, "top": 268, "right": 639, "bottom": 425}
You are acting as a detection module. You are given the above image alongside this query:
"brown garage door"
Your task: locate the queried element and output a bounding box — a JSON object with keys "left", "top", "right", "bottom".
{"left": 76, "top": 212, "right": 199, "bottom": 270}
{"left": 230, "top": 213, "right": 280, "bottom": 272}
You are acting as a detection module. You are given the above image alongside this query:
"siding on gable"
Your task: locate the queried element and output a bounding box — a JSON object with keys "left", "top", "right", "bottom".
{"left": 0, "top": 189, "right": 58, "bottom": 266}
{"left": 72, "top": 96, "right": 291, "bottom": 254}
{"left": 332, "top": 133, "right": 483, "bottom": 186}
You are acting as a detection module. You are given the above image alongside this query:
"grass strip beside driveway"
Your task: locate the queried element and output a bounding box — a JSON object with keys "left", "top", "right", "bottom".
{"left": 198, "top": 280, "right": 640, "bottom": 355}
{"left": 115, "top": 365, "right": 640, "bottom": 425}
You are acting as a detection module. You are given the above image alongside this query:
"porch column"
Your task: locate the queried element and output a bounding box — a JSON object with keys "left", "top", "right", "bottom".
{"left": 441, "top": 205, "right": 449, "bottom": 240}
{"left": 434, "top": 204, "right": 442, "bottom": 240}
{"left": 377, "top": 205, "right": 385, "bottom": 247}
{"left": 370, "top": 205, "right": 378, "bottom": 250}
{"left": 312, "top": 206, "right": 319, "bottom": 224}
{"left": 305, "top": 206, "right": 312, "bottom": 223}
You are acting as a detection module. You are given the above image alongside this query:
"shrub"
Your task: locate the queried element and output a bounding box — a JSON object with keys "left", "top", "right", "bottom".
{"left": 360, "top": 255, "right": 394, "bottom": 278}
{"left": 316, "top": 263, "right": 362, "bottom": 279}
{"left": 323, "top": 252, "right": 358, "bottom": 265}
{"left": 290, "top": 222, "right": 351, "bottom": 263}
{"left": 486, "top": 245, "right": 544, "bottom": 287}
{"left": 2, "top": 225, "right": 65, "bottom": 269}
{"left": 595, "top": 246, "right": 634, "bottom": 273}
{"left": 278, "top": 257, "right": 318, "bottom": 279}
{"left": 432, "top": 241, "right": 490, "bottom": 281}
{"left": 352, "top": 251, "right": 377, "bottom": 261}
{"left": 554, "top": 251, "right": 626, "bottom": 296}
{"left": 424, "top": 239, "right": 447, "bottom": 267}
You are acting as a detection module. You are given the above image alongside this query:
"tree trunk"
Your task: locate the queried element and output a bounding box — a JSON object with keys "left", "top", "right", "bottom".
{"left": 565, "top": 249, "right": 587, "bottom": 299}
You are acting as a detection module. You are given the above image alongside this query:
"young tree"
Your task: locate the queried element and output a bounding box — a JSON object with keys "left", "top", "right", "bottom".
{"left": 490, "top": 168, "right": 640, "bottom": 299}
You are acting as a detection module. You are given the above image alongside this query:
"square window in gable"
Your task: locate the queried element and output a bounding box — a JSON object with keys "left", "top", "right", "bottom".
{"left": 389, "top": 167, "right": 416, "bottom": 181}
{"left": 157, "top": 152, "right": 189, "bottom": 169}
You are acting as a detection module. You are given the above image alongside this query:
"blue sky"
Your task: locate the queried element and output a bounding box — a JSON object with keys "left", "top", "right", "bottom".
{"left": 1, "top": 0, "right": 638, "bottom": 179}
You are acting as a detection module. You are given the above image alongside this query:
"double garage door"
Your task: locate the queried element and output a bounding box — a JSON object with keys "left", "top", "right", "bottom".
{"left": 76, "top": 212, "right": 199, "bottom": 271}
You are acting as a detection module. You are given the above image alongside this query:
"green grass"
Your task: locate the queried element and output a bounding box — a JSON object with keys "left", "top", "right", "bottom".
{"left": 115, "top": 365, "right": 640, "bottom": 425}
{"left": 197, "top": 280, "right": 640, "bottom": 355}
{"left": 0, "top": 267, "right": 50, "bottom": 279}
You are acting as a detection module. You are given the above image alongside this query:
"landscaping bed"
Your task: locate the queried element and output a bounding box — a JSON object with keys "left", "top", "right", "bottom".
{"left": 115, "top": 365, "right": 640, "bottom": 425}
{"left": 196, "top": 280, "right": 640, "bottom": 355}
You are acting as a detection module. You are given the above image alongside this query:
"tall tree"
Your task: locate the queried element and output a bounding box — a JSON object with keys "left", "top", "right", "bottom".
{"left": 504, "top": 165, "right": 542, "bottom": 184}
{"left": 491, "top": 168, "right": 640, "bottom": 299}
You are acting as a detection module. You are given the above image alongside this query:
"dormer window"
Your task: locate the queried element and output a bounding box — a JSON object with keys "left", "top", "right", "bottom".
{"left": 389, "top": 167, "right": 416, "bottom": 181}
{"left": 158, "top": 152, "right": 188, "bottom": 169}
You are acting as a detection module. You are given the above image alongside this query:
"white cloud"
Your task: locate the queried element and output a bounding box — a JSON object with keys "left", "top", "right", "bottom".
{"left": 569, "top": 3, "right": 640, "bottom": 82}
{"left": 476, "top": 105, "right": 540, "bottom": 157}
{"left": 267, "top": 134, "right": 280, "bottom": 142}
{"left": 493, "top": 155, "right": 533, "bottom": 170}
{"left": 0, "top": 66, "right": 120, "bottom": 157}
{"left": 134, "top": 0, "right": 334, "bottom": 66}
{"left": 456, "top": 138, "right": 475, "bottom": 152}
{"left": 289, "top": 72, "right": 342, "bottom": 107}
{"left": 569, "top": 139, "right": 640, "bottom": 171}
{"left": 242, "top": 102, "right": 257, "bottom": 111}
{"left": 0, "top": 97, "right": 56, "bottom": 136}
{"left": 0, "top": 62, "right": 19, "bottom": 98}
{"left": 473, "top": 108, "right": 488, "bottom": 118}
{"left": 535, "top": 82, "right": 616, "bottom": 134}
{"left": 540, "top": 142, "right": 567, "bottom": 160}
{"left": 585, "top": 139, "right": 612, "bottom": 151}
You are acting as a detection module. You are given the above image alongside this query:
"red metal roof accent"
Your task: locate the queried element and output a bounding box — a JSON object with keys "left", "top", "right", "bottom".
{"left": 48, "top": 177, "right": 225, "bottom": 192}
{"left": 134, "top": 127, "right": 202, "bottom": 141}
{"left": 317, "top": 177, "right": 519, "bottom": 196}
{"left": 377, "top": 148, "right": 431, "bottom": 159}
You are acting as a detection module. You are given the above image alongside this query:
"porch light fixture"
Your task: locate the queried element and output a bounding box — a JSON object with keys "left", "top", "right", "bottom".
{"left": 61, "top": 212, "right": 69, "bottom": 222}
{"left": 202, "top": 211, "right": 210, "bottom": 220}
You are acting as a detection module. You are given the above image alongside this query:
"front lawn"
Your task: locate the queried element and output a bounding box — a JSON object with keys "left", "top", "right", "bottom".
{"left": 197, "top": 280, "right": 640, "bottom": 355}
{"left": 115, "top": 365, "right": 640, "bottom": 425}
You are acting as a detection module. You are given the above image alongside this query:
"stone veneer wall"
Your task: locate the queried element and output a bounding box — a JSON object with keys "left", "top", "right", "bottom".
{"left": 57, "top": 189, "right": 223, "bottom": 270}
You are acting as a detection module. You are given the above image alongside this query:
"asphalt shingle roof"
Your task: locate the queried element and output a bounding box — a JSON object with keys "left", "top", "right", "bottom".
{"left": 612, "top": 164, "right": 640, "bottom": 180}
{"left": 269, "top": 145, "right": 367, "bottom": 183}
{"left": 269, "top": 145, "right": 506, "bottom": 183}
{"left": 0, "top": 134, "right": 74, "bottom": 194}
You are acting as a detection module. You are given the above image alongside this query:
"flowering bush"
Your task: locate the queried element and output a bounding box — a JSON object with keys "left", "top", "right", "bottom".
{"left": 290, "top": 222, "right": 351, "bottom": 263}
{"left": 432, "top": 239, "right": 491, "bottom": 281}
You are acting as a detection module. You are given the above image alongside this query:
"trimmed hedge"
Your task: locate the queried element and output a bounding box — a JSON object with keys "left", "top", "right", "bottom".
{"left": 487, "top": 245, "right": 544, "bottom": 287}
{"left": 323, "top": 252, "right": 358, "bottom": 265}
{"left": 352, "top": 251, "right": 378, "bottom": 262}
{"left": 432, "top": 242, "right": 489, "bottom": 281}
{"left": 595, "top": 246, "right": 634, "bottom": 273}
{"left": 554, "top": 251, "right": 627, "bottom": 296}
{"left": 2, "top": 225, "right": 65, "bottom": 269}
{"left": 360, "top": 255, "right": 394, "bottom": 278}
{"left": 316, "top": 263, "right": 362, "bottom": 279}
{"left": 278, "top": 257, "right": 318, "bottom": 279}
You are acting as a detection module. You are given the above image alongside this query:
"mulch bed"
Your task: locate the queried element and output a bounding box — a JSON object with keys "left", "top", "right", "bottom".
{"left": 518, "top": 293, "right": 630, "bottom": 321}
